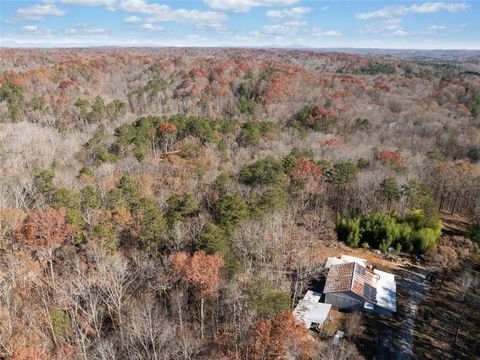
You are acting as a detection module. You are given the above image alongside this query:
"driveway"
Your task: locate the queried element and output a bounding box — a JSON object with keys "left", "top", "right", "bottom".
{"left": 393, "top": 266, "right": 429, "bottom": 360}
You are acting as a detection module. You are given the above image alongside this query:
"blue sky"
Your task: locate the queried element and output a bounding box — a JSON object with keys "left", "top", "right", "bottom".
{"left": 1, "top": 1, "right": 479, "bottom": 49}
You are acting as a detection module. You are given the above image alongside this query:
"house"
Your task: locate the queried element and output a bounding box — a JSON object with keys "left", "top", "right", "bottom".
{"left": 323, "top": 256, "right": 396, "bottom": 314}
{"left": 293, "top": 290, "right": 332, "bottom": 328}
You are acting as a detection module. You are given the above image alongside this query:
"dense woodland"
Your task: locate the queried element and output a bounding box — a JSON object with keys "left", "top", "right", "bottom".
{"left": 0, "top": 48, "right": 479, "bottom": 359}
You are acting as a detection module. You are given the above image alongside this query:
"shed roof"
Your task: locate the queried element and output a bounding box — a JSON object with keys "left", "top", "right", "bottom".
{"left": 341, "top": 255, "right": 367, "bottom": 266}
{"left": 293, "top": 290, "right": 331, "bottom": 328}
{"left": 325, "top": 255, "right": 367, "bottom": 269}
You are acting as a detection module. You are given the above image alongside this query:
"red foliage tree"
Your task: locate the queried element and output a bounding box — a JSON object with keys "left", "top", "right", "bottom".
{"left": 15, "top": 206, "right": 73, "bottom": 284}
{"left": 291, "top": 159, "right": 324, "bottom": 197}
{"left": 291, "top": 159, "right": 322, "bottom": 178}
{"left": 169, "top": 251, "right": 224, "bottom": 339}
{"left": 376, "top": 150, "right": 405, "bottom": 168}
{"left": 15, "top": 206, "right": 73, "bottom": 248}
{"left": 169, "top": 250, "right": 224, "bottom": 298}
{"left": 249, "top": 311, "right": 314, "bottom": 360}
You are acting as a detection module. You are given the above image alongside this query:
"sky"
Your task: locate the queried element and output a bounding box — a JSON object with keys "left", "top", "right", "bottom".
{"left": 1, "top": 0, "right": 479, "bottom": 49}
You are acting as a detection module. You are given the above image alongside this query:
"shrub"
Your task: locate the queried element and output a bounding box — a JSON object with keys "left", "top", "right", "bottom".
{"left": 80, "top": 186, "right": 100, "bottom": 209}
{"left": 106, "top": 99, "right": 126, "bottom": 120}
{"left": 355, "top": 118, "right": 372, "bottom": 132}
{"left": 245, "top": 278, "right": 291, "bottom": 317}
{"left": 50, "top": 307, "right": 70, "bottom": 337}
{"left": 239, "top": 156, "right": 285, "bottom": 186}
{"left": 113, "top": 116, "right": 162, "bottom": 161}
{"left": 78, "top": 166, "right": 94, "bottom": 178}
{"left": 214, "top": 119, "right": 239, "bottom": 135}
{"left": 249, "top": 185, "right": 287, "bottom": 217}
{"left": 0, "top": 80, "right": 25, "bottom": 121}
{"left": 198, "top": 222, "right": 230, "bottom": 254}
{"left": 171, "top": 116, "right": 217, "bottom": 144}
{"left": 34, "top": 168, "right": 56, "bottom": 196}
{"left": 106, "top": 188, "right": 128, "bottom": 210}
{"left": 238, "top": 122, "right": 261, "bottom": 146}
{"left": 238, "top": 96, "right": 256, "bottom": 114}
{"left": 282, "top": 154, "right": 296, "bottom": 172}
{"left": 359, "top": 63, "right": 396, "bottom": 75}
{"left": 166, "top": 193, "right": 199, "bottom": 225}
{"left": 295, "top": 105, "right": 337, "bottom": 131}
{"left": 213, "top": 194, "right": 248, "bottom": 229}
{"left": 336, "top": 215, "right": 362, "bottom": 247}
{"left": 86, "top": 95, "right": 106, "bottom": 123}
{"left": 132, "top": 77, "right": 166, "bottom": 98}
{"left": 336, "top": 210, "right": 442, "bottom": 254}
{"left": 361, "top": 212, "right": 400, "bottom": 251}
{"left": 356, "top": 157, "right": 370, "bottom": 169}
{"left": 51, "top": 188, "right": 81, "bottom": 210}
{"left": 117, "top": 176, "right": 141, "bottom": 206}
{"left": 92, "top": 223, "right": 117, "bottom": 252}
{"left": 414, "top": 227, "right": 441, "bottom": 253}
{"left": 327, "top": 162, "right": 358, "bottom": 189}
{"left": 137, "top": 200, "right": 166, "bottom": 252}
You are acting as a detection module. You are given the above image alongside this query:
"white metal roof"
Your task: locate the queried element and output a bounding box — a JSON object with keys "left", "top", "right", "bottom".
{"left": 325, "top": 256, "right": 346, "bottom": 268}
{"left": 325, "top": 255, "right": 367, "bottom": 268}
{"left": 374, "top": 269, "right": 397, "bottom": 312}
{"left": 293, "top": 290, "right": 331, "bottom": 328}
{"left": 340, "top": 255, "right": 367, "bottom": 266}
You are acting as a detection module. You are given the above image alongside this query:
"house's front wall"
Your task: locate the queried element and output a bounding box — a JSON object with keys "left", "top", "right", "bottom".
{"left": 325, "top": 291, "right": 363, "bottom": 310}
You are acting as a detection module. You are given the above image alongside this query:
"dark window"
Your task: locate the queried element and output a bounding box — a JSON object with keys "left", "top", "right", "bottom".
{"left": 357, "top": 266, "right": 366, "bottom": 276}
{"left": 363, "top": 283, "right": 377, "bottom": 302}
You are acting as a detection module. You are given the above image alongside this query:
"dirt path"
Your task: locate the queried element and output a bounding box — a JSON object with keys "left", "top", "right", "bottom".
{"left": 393, "top": 267, "right": 428, "bottom": 360}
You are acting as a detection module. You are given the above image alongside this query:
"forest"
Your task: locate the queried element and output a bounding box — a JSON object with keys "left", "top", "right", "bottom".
{"left": 0, "top": 48, "right": 479, "bottom": 359}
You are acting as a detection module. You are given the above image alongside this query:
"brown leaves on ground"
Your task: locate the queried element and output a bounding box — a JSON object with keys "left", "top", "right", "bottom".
{"left": 0, "top": 208, "right": 26, "bottom": 239}
{"left": 15, "top": 206, "right": 73, "bottom": 248}
{"left": 8, "top": 347, "right": 48, "bottom": 360}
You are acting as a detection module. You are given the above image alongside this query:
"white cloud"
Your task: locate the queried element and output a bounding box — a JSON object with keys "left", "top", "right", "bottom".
{"left": 44, "top": 0, "right": 228, "bottom": 29}
{"left": 412, "top": 24, "right": 449, "bottom": 35}
{"left": 261, "top": 20, "right": 306, "bottom": 35}
{"left": 428, "top": 24, "right": 447, "bottom": 31}
{"left": 15, "top": 4, "right": 66, "bottom": 21}
{"left": 64, "top": 24, "right": 108, "bottom": 35}
{"left": 311, "top": 27, "right": 343, "bottom": 36}
{"left": 266, "top": 6, "right": 311, "bottom": 19}
{"left": 358, "top": 17, "right": 407, "bottom": 36}
{"left": 139, "top": 23, "right": 164, "bottom": 32}
{"left": 21, "top": 25, "right": 52, "bottom": 35}
{"left": 123, "top": 15, "right": 142, "bottom": 23}
{"left": 392, "top": 29, "right": 408, "bottom": 36}
{"left": 205, "top": 0, "right": 298, "bottom": 13}
{"left": 44, "top": 0, "right": 117, "bottom": 10}
{"left": 117, "top": 0, "right": 227, "bottom": 29}
{"left": 356, "top": 2, "right": 470, "bottom": 20}
{"left": 195, "top": 22, "right": 229, "bottom": 32}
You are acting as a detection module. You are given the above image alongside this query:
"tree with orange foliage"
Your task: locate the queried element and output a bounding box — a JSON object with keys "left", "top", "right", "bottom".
{"left": 154, "top": 122, "right": 178, "bottom": 154}
{"left": 169, "top": 251, "right": 224, "bottom": 339}
{"left": 290, "top": 159, "right": 324, "bottom": 212}
{"left": 249, "top": 311, "right": 314, "bottom": 360}
{"left": 376, "top": 150, "right": 405, "bottom": 170}
{"left": 15, "top": 206, "right": 73, "bottom": 285}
